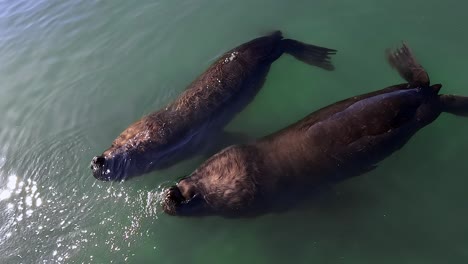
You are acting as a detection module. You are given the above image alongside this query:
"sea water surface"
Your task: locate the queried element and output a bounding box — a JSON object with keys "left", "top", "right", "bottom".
{"left": 1, "top": 0, "right": 468, "bottom": 263}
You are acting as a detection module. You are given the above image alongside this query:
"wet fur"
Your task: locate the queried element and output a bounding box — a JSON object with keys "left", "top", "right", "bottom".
{"left": 163, "top": 44, "right": 468, "bottom": 217}
{"left": 92, "top": 31, "right": 336, "bottom": 180}
{"left": 165, "top": 84, "right": 441, "bottom": 216}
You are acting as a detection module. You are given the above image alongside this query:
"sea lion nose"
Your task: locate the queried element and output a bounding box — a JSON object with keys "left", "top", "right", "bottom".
{"left": 91, "top": 156, "right": 111, "bottom": 181}
{"left": 162, "top": 186, "right": 184, "bottom": 215}
{"left": 91, "top": 156, "right": 105, "bottom": 169}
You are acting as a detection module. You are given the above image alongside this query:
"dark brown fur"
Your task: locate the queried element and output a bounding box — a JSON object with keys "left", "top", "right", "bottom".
{"left": 162, "top": 44, "right": 468, "bottom": 217}
{"left": 91, "top": 31, "right": 336, "bottom": 181}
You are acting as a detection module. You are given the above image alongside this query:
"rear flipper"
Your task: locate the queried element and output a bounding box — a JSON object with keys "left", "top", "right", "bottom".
{"left": 386, "top": 43, "right": 430, "bottom": 86}
{"left": 439, "top": 95, "right": 468, "bottom": 117}
{"left": 281, "top": 39, "right": 336, "bottom": 71}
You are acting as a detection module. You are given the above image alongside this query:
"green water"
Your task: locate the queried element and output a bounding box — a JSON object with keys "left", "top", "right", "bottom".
{"left": 1, "top": 0, "right": 468, "bottom": 263}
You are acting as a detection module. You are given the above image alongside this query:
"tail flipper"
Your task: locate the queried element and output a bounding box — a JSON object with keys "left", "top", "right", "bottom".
{"left": 281, "top": 39, "right": 336, "bottom": 71}
{"left": 386, "top": 43, "right": 430, "bottom": 86}
{"left": 439, "top": 94, "right": 468, "bottom": 117}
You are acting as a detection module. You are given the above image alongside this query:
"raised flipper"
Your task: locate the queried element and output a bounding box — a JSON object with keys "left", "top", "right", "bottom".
{"left": 439, "top": 95, "right": 468, "bottom": 117}
{"left": 386, "top": 43, "right": 430, "bottom": 86}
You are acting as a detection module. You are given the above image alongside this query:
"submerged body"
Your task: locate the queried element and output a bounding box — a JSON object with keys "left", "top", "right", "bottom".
{"left": 162, "top": 44, "right": 468, "bottom": 217}
{"left": 91, "top": 31, "right": 336, "bottom": 181}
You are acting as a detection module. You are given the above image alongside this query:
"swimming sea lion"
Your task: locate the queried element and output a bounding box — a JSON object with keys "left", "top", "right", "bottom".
{"left": 162, "top": 43, "right": 468, "bottom": 217}
{"left": 91, "top": 31, "right": 336, "bottom": 181}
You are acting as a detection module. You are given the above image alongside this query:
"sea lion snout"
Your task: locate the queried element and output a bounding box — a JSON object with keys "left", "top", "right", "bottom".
{"left": 162, "top": 181, "right": 208, "bottom": 216}
{"left": 91, "top": 155, "right": 113, "bottom": 181}
{"left": 91, "top": 151, "right": 143, "bottom": 181}
{"left": 162, "top": 186, "right": 185, "bottom": 215}
{"left": 91, "top": 156, "right": 105, "bottom": 167}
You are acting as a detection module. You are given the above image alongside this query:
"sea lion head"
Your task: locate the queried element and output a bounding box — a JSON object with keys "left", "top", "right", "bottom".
{"left": 90, "top": 136, "right": 165, "bottom": 181}
{"left": 90, "top": 155, "right": 110, "bottom": 180}
{"left": 91, "top": 139, "right": 185, "bottom": 181}
{"left": 162, "top": 178, "right": 209, "bottom": 216}
{"left": 162, "top": 145, "right": 260, "bottom": 217}
{"left": 90, "top": 147, "right": 142, "bottom": 181}
{"left": 91, "top": 115, "right": 181, "bottom": 181}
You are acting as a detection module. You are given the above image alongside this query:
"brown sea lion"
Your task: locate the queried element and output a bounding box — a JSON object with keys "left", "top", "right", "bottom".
{"left": 162, "top": 43, "right": 468, "bottom": 217}
{"left": 91, "top": 31, "right": 336, "bottom": 181}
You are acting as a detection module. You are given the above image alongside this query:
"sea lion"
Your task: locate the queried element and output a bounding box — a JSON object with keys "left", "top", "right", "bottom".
{"left": 91, "top": 31, "right": 336, "bottom": 181}
{"left": 162, "top": 43, "right": 468, "bottom": 217}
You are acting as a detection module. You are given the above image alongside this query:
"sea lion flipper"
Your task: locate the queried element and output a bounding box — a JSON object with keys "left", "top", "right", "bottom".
{"left": 439, "top": 94, "right": 468, "bottom": 117}
{"left": 282, "top": 39, "right": 337, "bottom": 71}
{"left": 386, "top": 43, "right": 430, "bottom": 86}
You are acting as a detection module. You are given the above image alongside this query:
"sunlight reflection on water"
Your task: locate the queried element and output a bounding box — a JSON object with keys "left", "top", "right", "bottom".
{"left": 0, "top": 149, "right": 166, "bottom": 263}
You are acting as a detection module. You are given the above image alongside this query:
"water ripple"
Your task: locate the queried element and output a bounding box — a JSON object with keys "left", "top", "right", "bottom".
{"left": 0, "top": 152, "right": 165, "bottom": 263}
{"left": 0, "top": 117, "right": 167, "bottom": 262}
